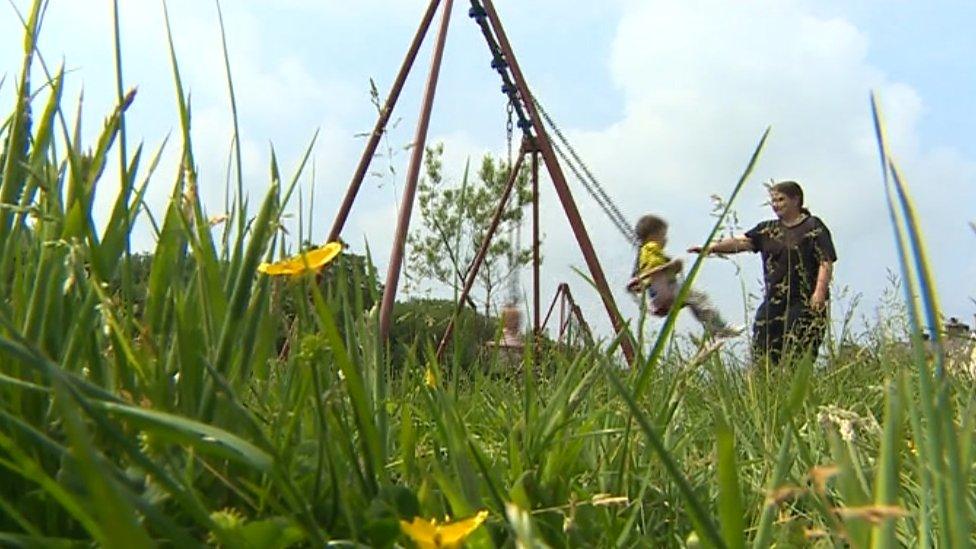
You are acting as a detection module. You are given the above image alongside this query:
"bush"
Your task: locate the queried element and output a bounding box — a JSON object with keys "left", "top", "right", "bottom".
{"left": 390, "top": 298, "right": 498, "bottom": 370}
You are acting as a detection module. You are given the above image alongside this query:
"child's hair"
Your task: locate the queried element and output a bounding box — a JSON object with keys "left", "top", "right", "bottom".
{"left": 634, "top": 214, "right": 668, "bottom": 243}
{"left": 770, "top": 180, "right": 812, "bottom": 215}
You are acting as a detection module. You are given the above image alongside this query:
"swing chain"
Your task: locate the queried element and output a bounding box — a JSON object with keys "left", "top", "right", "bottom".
{"left": 506, "top": 100, "right": 514, "bottom": 169}
{"left": 532, "top": 95, "right": 637, "bottom": 244}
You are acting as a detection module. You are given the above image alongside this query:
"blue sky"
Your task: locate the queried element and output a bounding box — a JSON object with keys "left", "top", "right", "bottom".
{"left": 1, "top": 0, "right": 973, "bottom": 342}
{"left": 820, "top": 1, "right": 976, "bottom": 159}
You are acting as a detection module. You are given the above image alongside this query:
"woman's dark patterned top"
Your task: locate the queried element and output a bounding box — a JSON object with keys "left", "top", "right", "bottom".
{"left": 745, "top": 216, "right": 837, "bottom": 310}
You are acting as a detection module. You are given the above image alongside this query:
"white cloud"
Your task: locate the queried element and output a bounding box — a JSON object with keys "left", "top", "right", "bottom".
{"left": 523, "top": 0, "right": 976, "bottom": 341}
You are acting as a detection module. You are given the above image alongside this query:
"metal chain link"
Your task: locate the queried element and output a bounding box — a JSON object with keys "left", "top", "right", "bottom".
{"left": 506, "top": 101, "right": 514, "bottom": 168}
{"left": 533, "top": 96, "right": 637, "bottom": 244}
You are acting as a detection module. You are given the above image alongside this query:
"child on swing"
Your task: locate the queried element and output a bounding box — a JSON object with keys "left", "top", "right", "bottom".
{"left": 626, "top": 214, "right": 739, "bottom": 338}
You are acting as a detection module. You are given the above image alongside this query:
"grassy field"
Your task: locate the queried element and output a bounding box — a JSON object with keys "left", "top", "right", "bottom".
{"left": 1, "top": 2, "right": 974, "bottom": 547}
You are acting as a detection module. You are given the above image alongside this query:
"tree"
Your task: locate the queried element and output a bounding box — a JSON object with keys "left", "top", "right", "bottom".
{"left": 407, "top": 143, "right": 535, "bottom": 317}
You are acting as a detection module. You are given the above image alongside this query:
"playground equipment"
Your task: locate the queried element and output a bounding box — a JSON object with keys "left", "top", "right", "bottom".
{"left": 326, "top": 0, "right": 636, "bottom": 365}
{"left": 541, "top": 283, "right": 595, "bottom": 349}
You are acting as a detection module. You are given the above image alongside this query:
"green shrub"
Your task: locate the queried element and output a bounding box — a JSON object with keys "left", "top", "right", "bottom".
{"left": 389, "top": 298, "right": 498, "bottom": 370}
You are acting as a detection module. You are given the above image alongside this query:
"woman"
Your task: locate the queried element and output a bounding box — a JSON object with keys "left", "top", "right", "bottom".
{"left": 689, "top": 181, "right": 837, "bottom": 363}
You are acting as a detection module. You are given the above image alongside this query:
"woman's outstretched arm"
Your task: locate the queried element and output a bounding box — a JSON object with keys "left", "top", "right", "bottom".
{"left": 688, "top": 235, "right": 753, "bottom": 255}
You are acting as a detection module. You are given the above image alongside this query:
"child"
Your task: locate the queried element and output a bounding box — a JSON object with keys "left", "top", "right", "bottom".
{"left": 626, "top": 214, "right": 739, "bottom": 338}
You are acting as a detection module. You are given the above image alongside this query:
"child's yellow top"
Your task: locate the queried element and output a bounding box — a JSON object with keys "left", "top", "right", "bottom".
{"left": 637, "top": 241, "right": 670, "bottom": 276}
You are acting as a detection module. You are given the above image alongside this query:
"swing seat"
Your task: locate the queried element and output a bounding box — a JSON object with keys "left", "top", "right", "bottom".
{"left": 626, "top": 258, "right": 683, "bottom": 293}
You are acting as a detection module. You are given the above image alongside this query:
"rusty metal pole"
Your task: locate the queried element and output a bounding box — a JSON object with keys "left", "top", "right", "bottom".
{"left": 379, "top": 0, "right": 454, "bottom": 341}
{"left": 479, "top": 0, "right": 636, "bottom": 365}
{"left": 435, "top": 152, "right": 526, "bottom": 359}
{"left": 540, "top": 283, "right": 565, "bottom": 333}
{"left": 531, "top": 149, "right": 540, "bottom": 344}
{"left": 577, "top": 306, "right": 595, "bottom": 344}
{"left": 559, "top": 288, "right": 567, "bottom": 343}
{"left": 564, "top": 285, "right": 595, "bottom": 344}
{"left": 558, "top": 298, "right": 569, "bottom": 342}
{"left": 327, "top": 0, "right": 442, "bottom": 242}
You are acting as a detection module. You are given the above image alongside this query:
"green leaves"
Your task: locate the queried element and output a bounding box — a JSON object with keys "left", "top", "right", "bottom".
{"left": 407, "top": 144, "right": 534, "bottom": 311}
{"left": 716, "top": 418, "right": 745, "bottom": 549}
{"left": 872, "top": 92, "right": 970, "bottom": 548}
{"left": 93, "top": 401, "right": 273, "bottom": 470}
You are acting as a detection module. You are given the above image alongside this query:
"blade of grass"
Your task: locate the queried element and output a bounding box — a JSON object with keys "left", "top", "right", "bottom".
{"left": 870, "top": 92, "right": 967, "bottom": 548}
{"left": 0, "top": 0, "right": 43, "bottom": 248}
{"left": 215, "top": 0, "right": 246, "bottom": 255}
{"left": 605, "top": 363, "right": 726, "bottom": 549}
{"left": 91, "top": 400, "right": 272, "bottom": 470}
{"left": 716, "top": 416, "right": 745, "bottom": 549}
{"left": 199, "top": 156, "right": 280, "bottom": 419}
{"left": 310, "top": 278, "right": 383, "bottom": 495}
{"left": 51, "top": 378, "right": 154, "bottom": 548}
{"left": 0, "top": 431, "right": 102, "bottom": 542}
{"left": 751, "top": 429, "right": 794, "bottom": 549}
{"left": 870, "top": 379, "right": 903, "bottom": 548}
{"left": 751, "top": 356, "right": 811, "bottom": 548}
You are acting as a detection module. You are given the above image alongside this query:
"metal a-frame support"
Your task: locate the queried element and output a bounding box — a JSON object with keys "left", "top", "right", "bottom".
{"left": 541, "top": 283, "right": 595, "bottom": 348}
{"left": 327, "top": 0, "right": 636, "bottom": 365}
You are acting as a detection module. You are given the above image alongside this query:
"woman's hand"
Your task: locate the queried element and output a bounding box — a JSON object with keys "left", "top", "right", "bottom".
{"left": 810, "top": 289, "right": 828, "bottom": 311}
{"left": 811, "top": 261, "right": 833, "bottom": 312}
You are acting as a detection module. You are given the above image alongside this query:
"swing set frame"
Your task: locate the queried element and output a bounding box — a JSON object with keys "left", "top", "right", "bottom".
{"left": 326, "top": 0, "right": 636, "bottom": 365}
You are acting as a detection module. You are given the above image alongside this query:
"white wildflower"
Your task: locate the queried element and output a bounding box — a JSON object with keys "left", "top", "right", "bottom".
{"left": 817, "top": 405, "right": 879, "bottom": 443}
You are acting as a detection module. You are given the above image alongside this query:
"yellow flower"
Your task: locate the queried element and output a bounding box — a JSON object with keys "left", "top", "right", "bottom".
{"left": 257, "top": 242, "right": 342, "bottom": 276}
{"left": 424, "top": 367, "right": 437, "bottom": 389}
{"left": 399, "top": 510, "right": 488, "bottom": 549}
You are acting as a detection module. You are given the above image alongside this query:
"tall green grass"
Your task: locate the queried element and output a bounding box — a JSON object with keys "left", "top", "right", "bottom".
{"left": 0, "top": 2, "right": 973, "bottom": 547}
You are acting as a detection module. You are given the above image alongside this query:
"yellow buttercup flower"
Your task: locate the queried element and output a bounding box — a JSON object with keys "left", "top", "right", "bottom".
{"left": 400, "top": 510, "right": 488, "bottom": 549}
{"left": 257, "top": 242, "right": 342, "bottom": 276}
{"left": 424, "top": 367, "right": 437, "bottom": 388}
